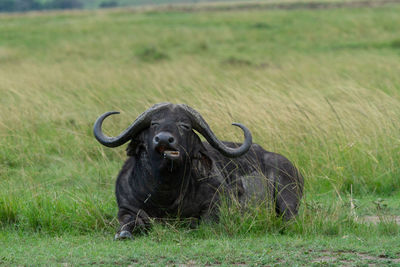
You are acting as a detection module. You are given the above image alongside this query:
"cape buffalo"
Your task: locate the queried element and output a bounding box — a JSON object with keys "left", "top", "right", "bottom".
{"left": 93, "top": 103, "right": 303, "bottom": 239}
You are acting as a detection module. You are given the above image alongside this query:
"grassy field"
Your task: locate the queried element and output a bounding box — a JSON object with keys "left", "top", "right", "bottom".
{"left": 1, "top": 1, "right": 400, "bottom": 265}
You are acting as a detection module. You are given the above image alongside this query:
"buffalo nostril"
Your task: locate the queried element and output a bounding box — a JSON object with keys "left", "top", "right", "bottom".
{"left": 155, "top": 136, "right": 160, "bottom": 143}
{"left": 168, "top": 137, "right": 174, "bottom": 144}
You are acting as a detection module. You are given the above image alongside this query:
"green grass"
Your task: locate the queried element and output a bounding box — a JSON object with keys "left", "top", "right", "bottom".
{"left": 0, "top": 1, "right": 400, "bottom": 265}
{"left": 1, "top": 229, "right": 400, "bottom": 265}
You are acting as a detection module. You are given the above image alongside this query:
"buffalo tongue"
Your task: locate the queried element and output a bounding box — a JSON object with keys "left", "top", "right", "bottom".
{"left": 163, "top": 150, "right": 180, "bottom": 160}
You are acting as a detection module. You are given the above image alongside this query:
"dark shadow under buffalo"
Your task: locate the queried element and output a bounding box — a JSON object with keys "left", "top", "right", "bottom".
{"left": 93, "top": 103, "right": 303, "bottom": 239}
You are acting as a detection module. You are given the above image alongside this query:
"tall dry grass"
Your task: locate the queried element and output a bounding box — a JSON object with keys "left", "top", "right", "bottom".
{"left": 0, "top": 5, "right": 399, "bottom": 233}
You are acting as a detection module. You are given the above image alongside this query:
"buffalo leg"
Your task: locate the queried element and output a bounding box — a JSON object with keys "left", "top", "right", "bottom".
{"left": 274, "top": 166, "right": 303, "bottom": 220}
{"left": 115, "top": 207, "right": 151, "bottom": 240}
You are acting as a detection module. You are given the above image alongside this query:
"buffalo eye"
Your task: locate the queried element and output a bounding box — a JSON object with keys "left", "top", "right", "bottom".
{"left": 151, "top": 122, "right": 160, "bottom": 128}
{"left": 178, "top": 123, "right": 191, "bottom": 131}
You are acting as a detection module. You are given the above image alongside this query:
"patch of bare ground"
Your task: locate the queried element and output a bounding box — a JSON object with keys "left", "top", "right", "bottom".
{"left": 178, "top": 260, "right": 198, "bottom": 266}
{"left": 311, "top": 250, "right": 400, "bottom": 265}
{"left": 362, "top": 215, "right": 400, "bottom": 225}
{"left": 176, "top": 261, "right": 248, "bottom": 266}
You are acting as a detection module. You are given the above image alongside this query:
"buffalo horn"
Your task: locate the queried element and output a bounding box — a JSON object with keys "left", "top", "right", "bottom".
{"left": 93, "top": 103, "right": 170, "bottom": 147}
{"left": 179, "top": 104, "right": 252, "bottom": 158}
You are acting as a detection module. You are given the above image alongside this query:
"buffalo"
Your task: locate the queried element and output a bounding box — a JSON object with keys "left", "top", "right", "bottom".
{"left": 93, "top": 103, "right": 303, "bottom": 239}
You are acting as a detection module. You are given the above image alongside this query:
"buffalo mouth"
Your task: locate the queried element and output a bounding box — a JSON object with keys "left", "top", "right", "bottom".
{"left": 156, "top": 145, "right": 180, "bottom": 160}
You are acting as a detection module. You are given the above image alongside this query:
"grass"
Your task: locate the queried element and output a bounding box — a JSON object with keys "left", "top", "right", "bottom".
{"left": 0, "top": 1, "right": 400, "bottom": 265}
{"left": 1, "top": 230, "right": 400, "bottom": 265}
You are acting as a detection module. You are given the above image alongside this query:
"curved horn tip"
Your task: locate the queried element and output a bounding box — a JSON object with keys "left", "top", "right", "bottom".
{"left": 107, "top": 111, "right": 120, "bottom": 115}
{"left": 232, "top": 122, "right": 253, "bottom": 144}
{"left": 93, "top": 111, "right": 121, "bottom": 125}
{"left": 231, "top": 123, "right": 251, "bottom": 133}
{"left": 93, "top": 111, "right": 123, "bottom": 147}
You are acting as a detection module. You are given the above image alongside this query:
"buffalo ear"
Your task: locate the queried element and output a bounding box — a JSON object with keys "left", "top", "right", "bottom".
{"left": 126, "top": 140, "right": 141, "bottom": 156}
{"left": 193, "top": 149, "right": 213, "bottom": 178}
{"left": 192, "top": 135, "right": 213, "bottom": 175}
{"left": 198, "top": 150, "right": 212, "bottom": 174}
{"left": 126, "top": 131, "right": 148, "bottom": 156}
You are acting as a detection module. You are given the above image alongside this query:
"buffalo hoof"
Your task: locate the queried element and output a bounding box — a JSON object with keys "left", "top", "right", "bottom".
{"left": 114, "top": 230, "right": 133, "bottom": 240}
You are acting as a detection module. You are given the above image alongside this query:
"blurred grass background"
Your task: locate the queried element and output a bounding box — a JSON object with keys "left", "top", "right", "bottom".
{"left": 0, "top": 2, "right": 399, "bottom": 235}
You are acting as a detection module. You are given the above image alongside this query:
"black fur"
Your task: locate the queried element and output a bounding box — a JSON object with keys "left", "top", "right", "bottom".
{"left": 102, "top": 104, "right": 303, "bottom": 237}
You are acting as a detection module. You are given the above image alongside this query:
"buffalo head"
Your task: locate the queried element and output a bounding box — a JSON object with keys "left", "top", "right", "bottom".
{"left": 93, "top": 103, "right": 252, "bottom": 172}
